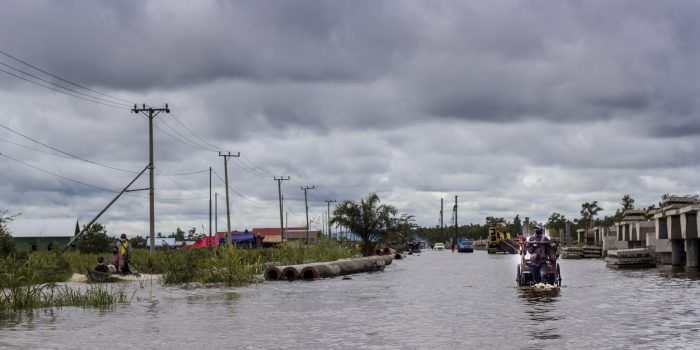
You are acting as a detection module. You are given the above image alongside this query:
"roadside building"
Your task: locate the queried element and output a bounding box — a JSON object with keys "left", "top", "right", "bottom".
{"left": 252, "top": 227, "right": 321, "bottom": 242}
{"left": 7, "top": 218, "right": 79, "bottom": 252}
{"left": 145, "top": 237, "right": 178, "bottom": 249}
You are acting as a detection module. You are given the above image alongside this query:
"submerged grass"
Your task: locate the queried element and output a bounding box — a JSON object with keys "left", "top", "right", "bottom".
{"left": 0, "top": 283, "right": 128, "bottom": 321}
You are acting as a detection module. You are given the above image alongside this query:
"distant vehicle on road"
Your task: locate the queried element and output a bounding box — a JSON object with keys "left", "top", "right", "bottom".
{"left": 433, "top": 243, "right": 445, "bottom": 251}
{"left": 458, "top": 240, "right": 474, "bottom": 253}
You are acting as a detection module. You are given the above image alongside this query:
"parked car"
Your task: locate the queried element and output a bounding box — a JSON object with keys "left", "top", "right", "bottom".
{"left": 433, "top": 243, "right": 445, "bottom": 251}
{"left": 458, "top": 240, "right": 474, "bottom": 253}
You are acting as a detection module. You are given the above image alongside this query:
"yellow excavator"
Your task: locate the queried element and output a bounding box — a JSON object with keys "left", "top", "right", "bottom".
{"left": 487, "top": 227, "right": 518, "bottom": 254}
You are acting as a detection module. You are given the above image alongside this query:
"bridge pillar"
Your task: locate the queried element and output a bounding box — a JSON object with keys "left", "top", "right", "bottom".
{"left": 671, "top": 240, "right": 684, "bottom": 266}
{"left": 685, "top": 239, "right": 699, "bottom": 268}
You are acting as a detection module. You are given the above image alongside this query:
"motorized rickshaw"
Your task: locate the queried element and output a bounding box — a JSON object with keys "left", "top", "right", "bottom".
{"left": 516, "top": 237, "right": 562, "bottom": 287}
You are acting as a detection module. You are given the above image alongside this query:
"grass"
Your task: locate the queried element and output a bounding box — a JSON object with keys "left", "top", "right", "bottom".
{"left": 0, "top": 283, "right": 128, "bottom": 321}
{"left": 0, "top": 240, "right": 355, "bottom": 288}
{"left": 160, "top": 239, "right": 355, "bottom": 286}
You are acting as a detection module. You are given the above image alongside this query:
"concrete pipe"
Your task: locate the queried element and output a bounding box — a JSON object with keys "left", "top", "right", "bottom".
{"left": 300, "top": 263, "right": 342, "bottom": 281}
{"left": 265, "top": 266, "right": 286, "bottom": 281}
{"left": 281, "top": 265, "right": 307, "bottom": 281}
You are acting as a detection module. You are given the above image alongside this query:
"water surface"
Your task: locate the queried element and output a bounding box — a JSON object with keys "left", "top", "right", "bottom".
{"left": 2, "top": 251, "right": 699, "bottom": 349}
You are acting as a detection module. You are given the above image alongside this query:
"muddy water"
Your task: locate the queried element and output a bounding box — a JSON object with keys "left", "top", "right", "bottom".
{"left": 1, "top": 251, "right": 699, "bottom": 349}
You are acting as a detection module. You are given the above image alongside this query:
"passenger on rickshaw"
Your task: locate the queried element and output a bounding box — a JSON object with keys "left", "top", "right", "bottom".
{"left": 527, "top": 223, "right": 551, "bottom": 284}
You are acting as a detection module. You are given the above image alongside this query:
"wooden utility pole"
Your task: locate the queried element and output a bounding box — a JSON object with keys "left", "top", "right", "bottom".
{"left": 219, "top": 151, "right": 240, "bottom": 247}
{"left": 131, "top": 103, "right": 170, "bottom": 255}
{"left": 301, "top": 185, "right": 315, "bottom": 244}
{"left": 440, "top": 198, "right": 444, "bottom": 237}
{"left": 325, "top": 200, "right": 337, "bottom": 239}
{"left": 208, "top": 167, "right": 212, "bottom": 249}
{"left": 214, "top": 192, "right": 218, "bottom": 243}
{"left": 274, "top": 176, "right": 290, "bottom": 240}
{"left": 454, "top": 195, "right": 458, "bottom": 243}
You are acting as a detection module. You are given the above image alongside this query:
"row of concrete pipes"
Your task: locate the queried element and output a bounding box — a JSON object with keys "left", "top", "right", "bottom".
{"left": 265, "top": 255, "right": 395, "bottom": 281}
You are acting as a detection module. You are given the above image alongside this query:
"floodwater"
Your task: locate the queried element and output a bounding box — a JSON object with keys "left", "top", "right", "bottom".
{"left": 2, "top": 250, "right": 700, "bottom": 349}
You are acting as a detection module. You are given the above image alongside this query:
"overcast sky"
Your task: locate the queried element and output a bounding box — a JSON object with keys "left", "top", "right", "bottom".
{"left": 0, "top": 1, "right": 698, "bottom": 237}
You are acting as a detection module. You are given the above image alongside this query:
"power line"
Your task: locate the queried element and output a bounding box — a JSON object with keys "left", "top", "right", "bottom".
{"left": 0, "top": 67, "right": 129, "bottom": 110}
{"left": 0, "top": 123, "right": 138, "bottom": 174}
{"left": 0, "top": 152, "right": 118, "bottom": 193}
{"left": 169, "top": 113, "right": 221, "bottom": 152}
{"left": 0, "top": 48, "right": 136, "bottom": 105}
{"left": 0, "top": 62, "right": 131, "bottom": 107}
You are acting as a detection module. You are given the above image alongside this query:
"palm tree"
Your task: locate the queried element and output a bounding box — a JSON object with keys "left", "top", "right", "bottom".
{"left": 580, "top": 201, "right": 603, "bottom": 231}
{"left": 331, "top": 193, "right": 397, "bottom": 256}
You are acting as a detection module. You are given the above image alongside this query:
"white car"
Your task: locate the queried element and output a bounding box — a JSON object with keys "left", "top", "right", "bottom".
{"left": 433, "top": 243, "right": 445, "bottom": 251}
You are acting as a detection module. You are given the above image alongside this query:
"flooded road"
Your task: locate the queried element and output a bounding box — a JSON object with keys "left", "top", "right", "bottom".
{"left": 2, "top": 250, "right": 699, "bottom": 349}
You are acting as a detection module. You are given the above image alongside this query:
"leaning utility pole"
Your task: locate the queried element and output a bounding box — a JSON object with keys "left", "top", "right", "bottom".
{"left": 219, "top": 151, "right": 240, "bottom": 247}
{"left": 131, "top": 103, "right": 170, "bottom": 255}
{"left": 274, "top": 176, "right": 290, "bottom": 240}
{"left": 301, "top": 185, "right": 315, "bottom": 244}
{"left": 325, "top": 200, "right": 337, "bottom": 239}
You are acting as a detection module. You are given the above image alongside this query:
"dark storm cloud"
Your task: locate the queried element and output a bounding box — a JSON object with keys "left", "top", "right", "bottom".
{"left": 0, "top": 1, "right": 699, "bottom": 231}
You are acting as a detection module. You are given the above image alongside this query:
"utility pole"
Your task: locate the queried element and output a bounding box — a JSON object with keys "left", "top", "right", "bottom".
{"left": 208, "top": 167, "right": 212, "bottom": 249}
{"left": 214, "top": 192, "right": 218, "bottom": 244}
{"left": 219, "top": 151, "right": 240, "bottom": 247}
{"left": 131, "top": 103, "right": 170, "bottom": 255}
{"left": 274, "top": 176, "right": 290, "bottom": 240}
{"left": 301, "top": 185, "right": 315, "bottom": 244}
{"left": 325, "top": 200, "right": 337, "bottom": 239}
{"left": 440, "top": 198, "right": 444, "bottom": 237}
{"left": 454, "top": 195, "right": 458, "bottom": 243}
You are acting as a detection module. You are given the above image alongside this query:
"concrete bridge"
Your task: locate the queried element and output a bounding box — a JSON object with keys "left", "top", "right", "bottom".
{"left": 653, "top": 195, "right": 699, "bottom": 268}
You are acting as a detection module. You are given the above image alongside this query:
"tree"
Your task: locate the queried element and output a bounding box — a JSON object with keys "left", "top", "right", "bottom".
{"left": 76, "top": 223, "right": 113, "bottom": 254}
{"left": 579, "top": 201, "right": 603, "bottom": 230}
{"left": 614, "top": 194, "right": 635, "bottom": 221}
{"left": 172, "top": 227, "right": 185, "bottom": 241}
{"left": 331, "top": 193, "right": 397, "bottom": 256}
{"left": 385, "top": 214, "right": 416, "bottom": 246}
{"left": 131, "top": 235, "right": 147, "bottom": 249}
{"left": 0, "top": 210, "right": 17, "bottom": 257}
{"left": 512, "top": 215, "right": 522, "bottom": 236}
{"left": 546, "top": 212, "right": 567, "bottom": 238}
{"left": 485, "top": 216, "right": 506, "bottom": 227}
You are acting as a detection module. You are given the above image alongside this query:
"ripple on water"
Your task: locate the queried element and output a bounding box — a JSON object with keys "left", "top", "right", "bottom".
{"left": 1, "top": 252, "right": 700, "bottom": 349}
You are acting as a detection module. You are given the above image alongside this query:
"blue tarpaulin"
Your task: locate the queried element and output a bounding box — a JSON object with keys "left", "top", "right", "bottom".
{"left": 230, "top": 232, "right": 257, "bottom": 243}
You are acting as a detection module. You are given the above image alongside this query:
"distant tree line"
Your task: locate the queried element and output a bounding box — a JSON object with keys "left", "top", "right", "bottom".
{"left": 417, "top": 194, "right": 648, "bottom": 243}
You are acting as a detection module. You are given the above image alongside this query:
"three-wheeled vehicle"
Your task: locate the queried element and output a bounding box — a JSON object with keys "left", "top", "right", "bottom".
{"left": 516, "top": 237, "right": 562, "bottom": 287}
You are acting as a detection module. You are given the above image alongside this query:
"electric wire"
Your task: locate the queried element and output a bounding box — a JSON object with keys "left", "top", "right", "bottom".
{"left": 0, "top": 48, "right": 136, "bottom": 105}
{"left": 0, "top": 67, "right": 129, "bottom": 110}
{"left": 0, "top": 152, "right": 118, "bottom": 193}
{"left": 0, "top": 62, "right": 132, "bottom": 108}
{"left": 0, "top": 123, "right": 139, "bottom": 174}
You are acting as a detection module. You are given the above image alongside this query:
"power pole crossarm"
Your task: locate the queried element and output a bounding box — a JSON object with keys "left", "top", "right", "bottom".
{"left": 131, "top": 103, "right": 170, "bottom": 256}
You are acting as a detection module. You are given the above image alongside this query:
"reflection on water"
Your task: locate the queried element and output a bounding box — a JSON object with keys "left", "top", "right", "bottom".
{"left": 1, "top": 251, "right": 700, "bottom": 349}
{"left": 518, "top": 288, "right": 561, "bottom": 341}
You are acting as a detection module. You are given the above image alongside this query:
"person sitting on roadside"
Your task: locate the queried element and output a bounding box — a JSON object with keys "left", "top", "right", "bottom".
{"left": 95, "top": 256, "right": 110, "bottom": 274}
{"left": 110, "top": 246, "right": 122, "bottom": 274}
{"left": 527, "top": 223, "right": 551, "bottom": 284}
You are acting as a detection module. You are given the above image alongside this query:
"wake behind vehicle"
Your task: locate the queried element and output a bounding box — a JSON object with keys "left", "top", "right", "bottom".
{"left": 457, "top": 240, "right": 474, "bottom": 253}
{"left": 516, "top": 237, "right": 562, "bottom": 287}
